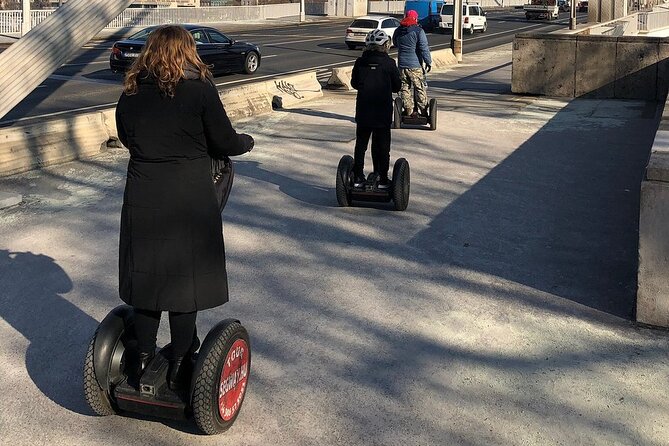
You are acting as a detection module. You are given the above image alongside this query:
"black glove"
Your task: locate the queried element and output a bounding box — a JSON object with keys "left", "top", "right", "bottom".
{"left": 239, "top": 133, "right": 254, "bottom": 152}
{"left": 425, "top": 64, "right": 432, "bottom": 73}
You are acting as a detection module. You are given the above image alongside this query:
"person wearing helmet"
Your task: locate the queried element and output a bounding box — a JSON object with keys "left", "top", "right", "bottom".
{"left": 393, "top": 9, "right": 432, "bottom": 118}
{"left": 350, "top": 29, "right": 402, "bottom": 189}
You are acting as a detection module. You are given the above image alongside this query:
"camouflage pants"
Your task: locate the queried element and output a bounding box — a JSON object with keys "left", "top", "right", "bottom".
{"left": 399, "top": 68, "right": 427, "bottom": 115}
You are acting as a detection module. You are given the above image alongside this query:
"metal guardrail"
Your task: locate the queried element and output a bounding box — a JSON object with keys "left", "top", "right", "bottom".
{"left": 0, "top": 4, "right": 297, "bottom": 34}
{"left": 638, "top": 9, "right": 669, "bottom": 31}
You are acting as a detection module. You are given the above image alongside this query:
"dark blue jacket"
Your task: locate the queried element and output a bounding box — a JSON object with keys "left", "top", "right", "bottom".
{"left": 393, "top": 24, "right": 432, "bottom": 69}
{"left": 351, "top": 50, "right": 401, "bottom": 128}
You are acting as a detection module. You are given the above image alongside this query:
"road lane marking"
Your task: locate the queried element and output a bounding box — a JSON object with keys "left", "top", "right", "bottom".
{"left": 61, "top": 61, "right": 109, "bottom": 67}
{"left": 262, "top": 54, "right": 278, "bottom": 58}
{"left": 264, "top": 35, "right": 342, "bottom": 46}
{"left": 48, "top": 74, "right": 120, "bottom": 85}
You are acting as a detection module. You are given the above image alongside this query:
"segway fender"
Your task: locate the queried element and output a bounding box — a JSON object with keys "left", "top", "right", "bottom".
{"left": 93, "top": 305, "right": 133, "bottom": 392}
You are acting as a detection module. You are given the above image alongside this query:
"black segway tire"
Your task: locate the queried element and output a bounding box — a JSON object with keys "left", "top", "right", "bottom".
{"left": 192, "top": 320, "right": 251, "bottom": 435}
{"left": 83, "top": 337, "right": 117, "bottom": 416}
{"left": 83, "top": 305, "right": 134, "bottom": 416}
{"left": 336, "top": 155, "right": 354, "bottom": 207}
{"left": 393, "top": 97, "right": 403, "bottom": 129}
{"left": 393, "top": 97, "right": 402, "bottom": 129}
{"left": 429, "top": 98, "right": 437, "bottom": 131}
{"left": 392, "top": 158, "right": 410, "bottom": 211}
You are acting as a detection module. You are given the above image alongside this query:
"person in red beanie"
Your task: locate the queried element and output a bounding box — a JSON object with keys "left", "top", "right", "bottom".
{"left": 393, "top": 9, "right": 432, "bottom": 117}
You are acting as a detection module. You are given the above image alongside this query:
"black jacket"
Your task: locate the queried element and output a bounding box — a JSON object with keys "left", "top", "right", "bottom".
{"left": 351, "top": 50, "right": 402, "bottom": 128}
{"left": 115, "top": 76, "right": 252, "bottom": 312}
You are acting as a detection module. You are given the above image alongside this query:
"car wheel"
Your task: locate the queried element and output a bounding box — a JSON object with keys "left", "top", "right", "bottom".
{"left": 243, "top": 52, "right": 259, "bottom": 75}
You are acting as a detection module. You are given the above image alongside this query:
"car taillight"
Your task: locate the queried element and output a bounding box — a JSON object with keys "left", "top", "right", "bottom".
{"left": 111, "top": 45, "right": 121, "bottom": 56}
{"left": 464, "top": 17, "right": 469, "bottom": 23}
{"left": 346, "top": 28, "right": 353, "bottom": 34}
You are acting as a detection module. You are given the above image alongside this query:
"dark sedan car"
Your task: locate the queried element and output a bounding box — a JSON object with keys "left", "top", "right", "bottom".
{"left": 109, "top": 24, "right": 261, "bottom": 75}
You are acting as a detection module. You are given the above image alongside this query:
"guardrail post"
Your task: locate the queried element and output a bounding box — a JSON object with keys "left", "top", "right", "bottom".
{"left": 21, "top": 0, "right": 30, "bottom": 36}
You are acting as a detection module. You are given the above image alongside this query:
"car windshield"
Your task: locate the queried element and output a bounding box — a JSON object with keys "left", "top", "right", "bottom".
{"left": 349, "top": 19, "right": 379, "bottom": 29}
{"left": 441, "top": 4, "right": 454, "bottom": 14}
{"left": 128, "top": 27, "right": 155, "bottom": 41}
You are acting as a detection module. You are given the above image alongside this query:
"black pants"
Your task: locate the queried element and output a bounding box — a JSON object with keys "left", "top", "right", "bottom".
{"left": 134, "top": 309, "right": 197, "bottom": 358}
{"left": 354, "top": 125, "right": 391, "bottom": 179}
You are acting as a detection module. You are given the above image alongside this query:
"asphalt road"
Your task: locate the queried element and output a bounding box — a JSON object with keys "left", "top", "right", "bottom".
{"left": 0, "top": 10, "right": 586, "bottom": 125}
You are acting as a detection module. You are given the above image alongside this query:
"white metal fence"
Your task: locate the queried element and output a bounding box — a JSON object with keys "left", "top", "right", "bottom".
{"left": 638, "top": 8, "right": 669, "bottom": 31}
{"left": 0, "top": 4, "right": 299, "bottom": 34}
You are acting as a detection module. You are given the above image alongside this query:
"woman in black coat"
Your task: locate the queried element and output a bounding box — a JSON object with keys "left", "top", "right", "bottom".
{"left": 115, "top": 25, "right": 253, "bottom": 389}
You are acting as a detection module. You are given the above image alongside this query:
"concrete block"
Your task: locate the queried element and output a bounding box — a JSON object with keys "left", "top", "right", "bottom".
{"left": 99, "top": 108, "right": 118, "bottom": 140}
{"left": 265, "top": 72, "right": 323, "bottom": 109}
{"left": 638, "top": 179, "right": 669, "bottom": 328}
{"left": 0, "top": 191, "right": 21, "bottom": 209}
{"left": 218, "top": 83, "right": 273, "bottom": 121}
{"left": 615, "top": 38, "right": 660, "bottom": 100}
{"left": 0, "top": 112, "right": 110, "bottom": 177}
{"left": 326, "top": 67, "right": 353, "bottom": 90}
{"left": 575, "top": 36, "right": 617, "bottom": 98}
{"left": 512, "top": 34, "right": 576, "bottom": 97}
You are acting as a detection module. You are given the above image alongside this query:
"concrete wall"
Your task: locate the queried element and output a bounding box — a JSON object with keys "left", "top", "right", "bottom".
{"left": 638, "top": 97, "right": 669, "bottom": 328}
{"left": 512, "top": 33, "right": 669, "bottom": 99}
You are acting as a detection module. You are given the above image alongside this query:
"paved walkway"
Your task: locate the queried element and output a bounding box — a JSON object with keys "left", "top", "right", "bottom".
{"left": 0, "top": 44, "right": 668, "bottom": 445}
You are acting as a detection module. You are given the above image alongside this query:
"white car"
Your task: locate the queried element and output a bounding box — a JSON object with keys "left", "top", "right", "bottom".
{"left": 438, "top": 2, "right": 488, "bottom": 34}
{"left": 344, "top": 15, "right": 401, "bottom": 50}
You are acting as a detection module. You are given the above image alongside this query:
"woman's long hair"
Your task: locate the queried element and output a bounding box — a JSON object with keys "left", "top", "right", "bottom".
{"left": 123, "top": 25, "right": 211, "bottom": 97}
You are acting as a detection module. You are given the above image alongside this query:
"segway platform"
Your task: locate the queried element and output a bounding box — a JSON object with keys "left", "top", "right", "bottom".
{"left": 393, "top": 97, "right": 438, "bottom": 131}
{"left": 84, "top": 305, "right": 251, "bottom": 435}
{"left": 113, "top": 349, "right": 189, "bottom": 420}
{"left": 336, "top": 155, "right": 410, "bottom": 211}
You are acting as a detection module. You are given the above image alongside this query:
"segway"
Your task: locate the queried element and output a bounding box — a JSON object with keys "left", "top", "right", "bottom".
{"left": 84, "top": 157, "right": 250, "bottom": 435}
{"left": 336, "top": 155, "right": 410, "bottom": 211}
{"left": 393, "top": 96, "right": 438, "bottom": 131}
{"left": 83, "top": 306, "right": 250, "bottom": 434}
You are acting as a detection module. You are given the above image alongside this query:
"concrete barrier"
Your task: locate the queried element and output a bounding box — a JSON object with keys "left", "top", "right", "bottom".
{"left": 326, "top": 67, "right": 353, "bottom": 90}
{"left": 325, "top": 48, "right": 457, "bottom": 90}
{"left": 0, "top": 112, "right": 111, "bottom": 177}
{"left": 265, "top": 71, "right": 323, "bottom": 108}
{"left": 638, "top": 99, "right": 669, "bottom": 327}
{"left": 512, "top": 33, "right": 669, "bottom": 99}
{"left": 0, "top": 72, "right": 323, "bottom": 177}
{"left": 218, "top": 82, "right": 273, "bottom": 120}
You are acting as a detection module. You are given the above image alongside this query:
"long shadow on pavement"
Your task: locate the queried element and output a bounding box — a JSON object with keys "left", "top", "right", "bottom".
{"left": 0, "top": 249, "right": 97, "bottom": 415}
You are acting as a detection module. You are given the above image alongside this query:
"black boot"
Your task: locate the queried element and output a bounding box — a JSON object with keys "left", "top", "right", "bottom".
{"left": 128, "top": 350, "right": 154, "bottom": 389}
{"left": 167, "top": 356, "right": 191, "bottom": 391}
{"left": 167, "top": 335, "right": 199, "bottom": 391}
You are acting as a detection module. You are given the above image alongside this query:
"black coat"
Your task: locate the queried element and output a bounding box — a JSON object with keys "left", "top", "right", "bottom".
{"left": 115, "top": 76, "right": 251, "bottom": 312}
{"left": 351, "top": 50, "right": 401, "bottom": 128}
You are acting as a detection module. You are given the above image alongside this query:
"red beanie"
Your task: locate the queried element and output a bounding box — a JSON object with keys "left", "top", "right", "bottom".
{"left": 402, "top": 9, "right": 418, "bottom": 26}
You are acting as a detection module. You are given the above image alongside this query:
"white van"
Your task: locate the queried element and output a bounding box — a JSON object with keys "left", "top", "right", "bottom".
{"left": 438, "top": 2, "right": 488, "bottom": 34}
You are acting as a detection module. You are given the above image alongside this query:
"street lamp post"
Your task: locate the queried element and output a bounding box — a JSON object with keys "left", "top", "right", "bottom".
{"left": 452, "top": 0, "right": 463, "bottom": 62}
{"left": 21, "top": 0, "right": 31, "bottom": 36}
{"left": 570, "top": 0, "right": 577, "bottom": 29}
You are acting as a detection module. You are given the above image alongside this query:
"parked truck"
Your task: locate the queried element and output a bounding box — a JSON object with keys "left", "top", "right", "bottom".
{"left": 404, "top": 0, "right": 445, "bottom": 31}
{"left": 523, "top": 0, "right": 559, "bottom": 20}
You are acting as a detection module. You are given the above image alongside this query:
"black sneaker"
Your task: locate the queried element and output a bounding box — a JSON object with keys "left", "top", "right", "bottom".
{"left": 378, "top": 177, "right": 390, "bottom": 189}
{"left": 353, "top": 173, "right": 366, "bottom": 188}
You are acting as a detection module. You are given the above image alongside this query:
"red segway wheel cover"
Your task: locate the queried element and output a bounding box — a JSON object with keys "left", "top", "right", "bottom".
{"left": 218, "top": 338, "right": 250, "bottom": 421}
